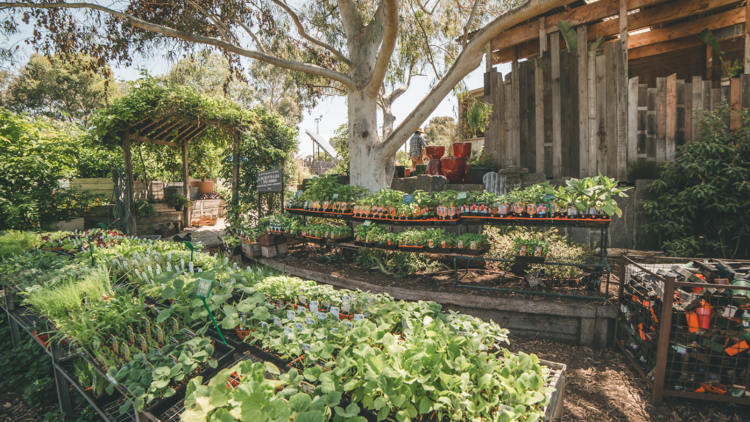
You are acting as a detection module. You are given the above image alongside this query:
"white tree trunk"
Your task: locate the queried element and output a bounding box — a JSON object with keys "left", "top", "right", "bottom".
{"left": 348, "top": 89, "right": 389, "bottom": 191}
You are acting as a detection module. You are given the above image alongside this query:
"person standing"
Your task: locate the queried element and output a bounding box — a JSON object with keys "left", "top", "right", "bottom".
{"left": 409, "top": 128, "right": 427, "bottom": 169}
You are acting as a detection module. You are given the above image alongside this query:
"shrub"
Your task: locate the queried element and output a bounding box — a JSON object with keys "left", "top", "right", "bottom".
{"left": 0, "top": 231, "right": 39, "bottom": 258}
{"left": 644, "top": 104, "right": 750, "bottom": 259}
{"left": 486, "top": 227, "right": 591, "bottom": 278}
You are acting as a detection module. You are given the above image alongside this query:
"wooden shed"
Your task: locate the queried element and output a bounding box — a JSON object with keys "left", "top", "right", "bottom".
{"left": 470, "top": 0, "right": 750, "bottom": 182}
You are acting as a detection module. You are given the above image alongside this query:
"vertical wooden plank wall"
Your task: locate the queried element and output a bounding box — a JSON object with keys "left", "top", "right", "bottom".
{"left": 481, "top": 54, "right": 750, "bottom": 181}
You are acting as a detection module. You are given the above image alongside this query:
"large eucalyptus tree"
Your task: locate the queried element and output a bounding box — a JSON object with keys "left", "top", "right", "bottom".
{"left": 0, "top": 0, "right": 570, "bottom": 190}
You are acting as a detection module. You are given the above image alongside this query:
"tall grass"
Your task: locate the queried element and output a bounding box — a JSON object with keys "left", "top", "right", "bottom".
{"left": 0, "top": 231, "right": 39, "bottom": 258}
{"left": 25, "top": 265, "right": 112, "bottom": 320}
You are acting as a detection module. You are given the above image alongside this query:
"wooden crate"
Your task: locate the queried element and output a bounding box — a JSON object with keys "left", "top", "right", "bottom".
{"left": 242, "top": 239, "right": 261, "bottom": 258}
{"left": 261, "top": 243, "right": 288, "bottom": 258}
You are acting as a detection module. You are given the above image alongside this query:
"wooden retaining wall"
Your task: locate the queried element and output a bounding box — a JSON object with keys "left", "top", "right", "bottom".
{"left": 253, "top": 256, "right": 617, "bottom": 347}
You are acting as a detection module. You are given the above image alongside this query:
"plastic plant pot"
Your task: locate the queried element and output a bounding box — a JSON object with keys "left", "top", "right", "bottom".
{"left": 415, "top": 164, "right": 427, "bottom": 175}
{"left": 452, "top": 142, "right": 472, "bottom": 158}
{"left": 441, "top": 157, "right": 466, "bottom": 183}
{"left": 695, "top": 307, "right": 712, "bottom": 330}
{"left": 425, "top": 145, "right": 445, "bottom": 159}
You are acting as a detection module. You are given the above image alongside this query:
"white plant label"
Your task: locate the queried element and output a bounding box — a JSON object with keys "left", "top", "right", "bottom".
{"left": 354, "top": 314, "right": 365, "bottom": 321}
{"left": 309, "top": 300, "right": 318, "bottom": 311}
{"left": 273, "top": 316, "right": 282, "bottom": 328}
{"left": 306, "top": 318, "right": 315, "bottom": 325}
{"left": 261, "top": 322, "right": 269, "bottom": 330}
{"left": 284, "top": 326, "right": 293, "bottom": 337}
{"left": 344, "top": 321, "right": 353, "bottom": 329}
{"left": 286, "top": 310, "right": 296, "bottom": 320}
{"left": 299, "top": 295, "right": 307, "bottom": 305}
{"left": 329, "top": 307, "right": 340, "bottom": 320}
{"left": 294, "top": 323, "right": 304, "bottom": 331}
{"left": 317, "top": 312, "right": 326, "bottom": 321}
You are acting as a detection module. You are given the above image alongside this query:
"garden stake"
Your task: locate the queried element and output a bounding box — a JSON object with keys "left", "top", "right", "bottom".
{"left": 196, "top": 278, "right": 227, "bottom": 345}
{"left": 184, "top": 241, "right": 195, "bottom": 262}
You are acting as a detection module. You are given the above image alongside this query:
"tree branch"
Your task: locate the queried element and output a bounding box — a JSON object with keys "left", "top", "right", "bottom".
{"left": 415, "top": 0, "right": 441, "bottom": 15}
{"left": 462, "top": 0, "right": 482, "bottom": 48}
{"left": 229, "top": 18, "right": 266, "bottom": 54}
{"left": 270, "top": 0, "right": 352, "bottom": 66}
{"left": 186, "top": 0, "right": 232, "bottom": 43}
{"left": 365, "top": 0, "right": 398, "bottom": 98}
{"left": 380, "top": 0, "right": 575, "bottom": 157}
{"left": 337, "top": 0, "right": 362, "bottom": 40}
{"left": 1, "top": 1, "right": 356, "bottom": 89}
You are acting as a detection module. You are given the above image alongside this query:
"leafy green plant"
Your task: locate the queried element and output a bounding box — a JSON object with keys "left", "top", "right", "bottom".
{"left": 23, "top": 264, "right": 112, "bottom": 321}
{"left": 460, "top": 95, "right": 492, "bottom": 138}
{"left": 467, "top": 147, "right": 496, "bottom": 169}
{"left": 169, "top": 193, "right": 192, "bottom": 207}
{"left": 557, "top": 20, "right": 605, "bottom": 54}
{"left": 644, "top": 104, "right": 750, "bottom": 258}
{"left": 0, "top": 230, "right": 39, "bottom": 258}
{"left": 134, "top": 199, "right": 157, "bottom": 218}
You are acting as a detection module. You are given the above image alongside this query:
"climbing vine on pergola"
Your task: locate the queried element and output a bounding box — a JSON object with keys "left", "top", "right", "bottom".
{"left": 90, "top": 77, "right": 254, "bottom": 233}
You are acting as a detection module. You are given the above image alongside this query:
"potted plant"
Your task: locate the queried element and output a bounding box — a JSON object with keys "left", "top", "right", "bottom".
{"left": 455, "top": 233, "right": 489, "bottom": 255}
{"left": 467, "top": 148, "right": 496, "bottom": 185}
{"left": 134, "top": 198, "right": 158, "bottom": 218}
{"left": 169, "top": 193, "right": 191, "bottom": 211}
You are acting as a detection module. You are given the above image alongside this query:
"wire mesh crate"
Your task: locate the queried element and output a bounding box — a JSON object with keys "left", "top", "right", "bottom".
{"left": 616, "top": 255, "right": 750, "bottom": 405}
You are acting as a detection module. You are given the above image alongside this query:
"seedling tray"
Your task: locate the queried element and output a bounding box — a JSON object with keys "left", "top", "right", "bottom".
{"left": 142, "top": 338, "right": 235, "bottom": 417}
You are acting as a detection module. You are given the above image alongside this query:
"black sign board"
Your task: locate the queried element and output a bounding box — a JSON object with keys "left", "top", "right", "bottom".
{"left": 258, "top": 169, "right": 283, "bottom": 192}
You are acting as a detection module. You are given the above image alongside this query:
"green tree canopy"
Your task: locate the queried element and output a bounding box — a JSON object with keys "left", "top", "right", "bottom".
{"left": 1, "top": 54, "right": 122, "bottom": 123}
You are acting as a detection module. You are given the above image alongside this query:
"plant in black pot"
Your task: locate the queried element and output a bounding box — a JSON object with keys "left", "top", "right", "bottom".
{"left": 468, "top": 148, "right": 496, "bottom": 185}
{"left": 170, "top": 193, "right": 191, "bottom": 211}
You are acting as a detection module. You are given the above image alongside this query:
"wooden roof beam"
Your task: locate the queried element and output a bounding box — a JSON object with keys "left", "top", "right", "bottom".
{"left": 493, "top": 2, "right": 745, "bottom": 64}
{"left": 491, "top": 0, "right": 663, "bottom": 52}
{"left": 587, "top": 0, "right": 743, "bottom": 44}
{"left": 130, "top": 135, "right": 180, "bottom": 148}
{"left": 182, "top": 125, "right": 207, "bottom": 145}
{"left": 629, "top": 23, "right": 744, "bottom": 59}
{"left": 160, "top": 123, "right": 195, "bottom": 142}
{"left": 136, "top": 118, "right": 170, "bottom": 137}
{"left": 149, "top": 121, "right": 183, "bottom": 141}
{"left": 627, "top": 6, "right": 745, "bottom": 49}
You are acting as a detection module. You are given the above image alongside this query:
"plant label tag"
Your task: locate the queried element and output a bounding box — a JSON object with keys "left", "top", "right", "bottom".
{"left": 127, "top": 326, "right": 135, "bottom": 344}
{"left": 169, "top": 336, "right": 179, "bottom": 346}
{"left": 322, "top": 300, "right": 330, "bottom": 309}
{"left": 673, "top": 344, "right": 687, "bottom": 354}
{"left": 457, "top": 192, "right": 467, "bottom": 200}
{"left": 181, "top": 328, "right": 196, "bottom": 339}
{"left": 287, "top": 310, "right": 296, "bottom": 320}
{"left": 138, "top": 334, "right": 148, "bottom": 352}
{"left": 317, "top": 312, "right": 327, "bottom": 321}
{"left": 170, "top": 318, "right": 179, "bottom": 333}
{"left": 329, "top": 307, "right": 340, "bottom": 320}
{"left": 294, "top": 323, "right": 304, "bottom": 331}
{"left": 299, "top": 295, "right": 307, "bottom": 304}
{"left": 189, "top": 262, "right": 194, "bottom": 273}
{"left": 168, "top": 354, "right": 179, "bottom": 365}
{"left": 309, "top": 301, "right": 318, "bottom": 312}
{"left": 344, "top": 321, "right": 353, "bottom": 329}
{"left": 142, "top": 317, "right": 151, "bottom": 335}
{"left": 154, "top": 326, "right": 164, "bottom": 344}
{"left": 306, "top": 318, "right": 316, "bottom": 325}
{"left": 342, "top": 294, "right": 350, "bottom": 302}
{"left": 342, "top": 302, "right": 350, "bottom": 313}
{"left": 332, "top": 193, "right": 339, "bottom": 199}
{"left": 110, "top": 336, "right": 119, "bottom": 354}
{"left": 363, "top": 220, "right": 372, "bottom": 227}
{"left": 261, "top": 322, "right": 269, "bottom": 330}
{"left": 301, "top": 382, "right": 315, "bottom": 394}
{"left": 298, "top": 307, "right": 306, "bottom": 316}
{"left": 302, "top": 343, "right": 311, "bottom": 351}
{"left": 330, "top": 327, "right": 338, "bottom": 333}
{"left": 296, "top": 190, "right": 303, "bottom": 197}
{"left": 354, "top": 314, "right": 365, "bottom": 321}
{"left": 273, "top": 316, "right": 282, "bottom": 328}
{"left": 402, "top": 194, "right": 414, "bottom": 204}
{"left": 284, "top": 326, "right": 293, "bottom": 337}
{"left": 196, "top": 279, "right": 213, "bottom": 299}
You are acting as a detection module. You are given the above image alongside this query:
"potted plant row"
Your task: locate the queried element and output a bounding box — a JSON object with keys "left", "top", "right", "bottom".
{"left": 511, "top": 237, "right": 551, "bottom": 263}
{"left": 454, "top": 233, "right": 490, "bottom": 255}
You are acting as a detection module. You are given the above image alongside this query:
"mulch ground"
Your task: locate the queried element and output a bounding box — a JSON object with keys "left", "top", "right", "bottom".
{"left": 506, "top": 336, "right": 747, "bottom": 421}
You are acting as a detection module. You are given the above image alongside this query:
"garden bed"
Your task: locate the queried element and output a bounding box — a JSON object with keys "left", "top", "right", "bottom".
{"left": 272, "top": 244, "right": 617, "bottom": 303}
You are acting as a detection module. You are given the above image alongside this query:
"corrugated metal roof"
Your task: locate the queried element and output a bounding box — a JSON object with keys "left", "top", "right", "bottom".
{"left": 305, "top": 129, "right": 338, "bottom": 159}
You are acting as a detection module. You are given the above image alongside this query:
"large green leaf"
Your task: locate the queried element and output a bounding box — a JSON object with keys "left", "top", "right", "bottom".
{"left": 557, "top": 20, "right": 577, "bottom": 52}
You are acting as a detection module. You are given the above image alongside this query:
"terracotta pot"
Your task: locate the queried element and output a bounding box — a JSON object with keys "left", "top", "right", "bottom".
{"left": 425, "top": 145, "right": 445, "bottom": 160}
{"left": 441, "top": 157, "right": 466, "bottom": 184}
{"left": 427, "top": 159, "right": 442, "bottom": 175}
{"left": 195, "top": 181, "right": 214, "bottom": 195}
{"left": 452, "top": 142, "right": 472, "bottom": 158}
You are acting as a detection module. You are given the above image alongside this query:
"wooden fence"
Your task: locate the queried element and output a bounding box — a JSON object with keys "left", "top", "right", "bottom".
{"left": 483, "top": 33, "right": 750, "bottom": 182}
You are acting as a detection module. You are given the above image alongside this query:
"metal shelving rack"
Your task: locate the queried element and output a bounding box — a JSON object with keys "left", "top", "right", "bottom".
{"left": 285, "top": 208, "right": 612, "bottom": 301}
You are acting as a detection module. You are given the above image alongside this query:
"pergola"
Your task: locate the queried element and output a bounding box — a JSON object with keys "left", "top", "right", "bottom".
{"left": 120, "top": 116, "right": 242, "bottom": 234}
